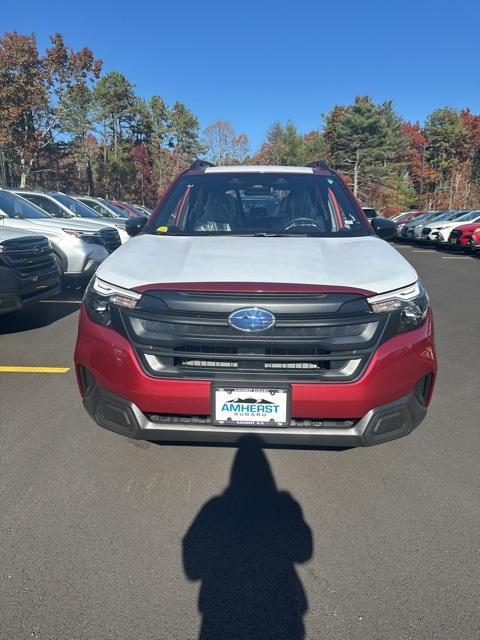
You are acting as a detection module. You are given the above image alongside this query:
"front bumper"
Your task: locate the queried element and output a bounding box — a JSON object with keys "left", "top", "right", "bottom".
{"left": 82, "top": 384, "right": 427, "bottom": 447}
{"left": 60, "top": 240, "right": 109, "bottom": 277}
{"left": 0, "top": 265, "right": 60, "bottom": 315}
{"left": 75, "top": 308, "right": 437, "bottom": 447}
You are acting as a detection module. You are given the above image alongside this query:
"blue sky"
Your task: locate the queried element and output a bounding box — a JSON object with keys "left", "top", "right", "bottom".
{"left": 3, "top": 0, "right": 479, "bottom": 152}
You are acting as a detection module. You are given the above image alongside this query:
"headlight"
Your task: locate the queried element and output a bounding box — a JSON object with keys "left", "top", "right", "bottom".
{"left": 63, "top": 228, "right": 104, "bottom": 245}
{"left": 368, "top": 282, "right": 430, "bottom": 333}
{"left": 63, "top": 228, "right": 88, "bottom": 237}
{"left": 473, "top": 228, "right": 480, "bottom": 234}
{"left": 84, "top": 277, "right": 141, "bottom": 326}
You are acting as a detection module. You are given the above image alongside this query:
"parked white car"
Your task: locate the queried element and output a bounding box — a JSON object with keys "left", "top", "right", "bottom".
{"left": 420, "top": 211, "right": 480, "bottom": 245}
{"left": 413, "top": 211, "right": 467, "bottom": 241}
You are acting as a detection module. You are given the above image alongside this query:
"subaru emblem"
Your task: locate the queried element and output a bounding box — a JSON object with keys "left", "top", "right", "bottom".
{"left": 228, "top": 308, "right": 275, "bottom": 332}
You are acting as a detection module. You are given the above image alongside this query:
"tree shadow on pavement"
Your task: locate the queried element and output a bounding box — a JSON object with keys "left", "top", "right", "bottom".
{"left": 182, "top": 435, "right": 313, "bottom": 640}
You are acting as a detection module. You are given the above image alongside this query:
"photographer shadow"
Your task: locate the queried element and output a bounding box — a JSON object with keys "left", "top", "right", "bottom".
{"left": 182, "top": 435, "right": 313, "bottom": 640}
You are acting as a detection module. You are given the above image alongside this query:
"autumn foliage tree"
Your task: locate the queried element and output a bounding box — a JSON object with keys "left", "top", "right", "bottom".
{"left": 2, "top": 30, "right": 480, "bottom": 213}
{"left": 202, "top": 120, "right": 249, "bottom": 165}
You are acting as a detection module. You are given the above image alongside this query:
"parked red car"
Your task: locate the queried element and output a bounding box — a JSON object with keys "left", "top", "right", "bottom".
{"left": 448, "top": 222, "right": 480, "bottom": 251}
{"left": 471, "top": 227, "right": 480, "bottom": 256}
{"left": 110, "top": 201, "right": 146, "bottom": 218}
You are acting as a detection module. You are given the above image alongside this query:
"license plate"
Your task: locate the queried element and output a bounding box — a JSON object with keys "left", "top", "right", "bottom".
{"left": 212, "top": 386, "right": 290, "bottom": 427}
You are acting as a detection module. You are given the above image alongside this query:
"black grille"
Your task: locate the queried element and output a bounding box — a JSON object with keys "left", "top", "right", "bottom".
{"left": 450, "top": 229, "right": 461, "bottom": 240}
{"left": 0, "top": 236, "right": 58, "bottom": 280}
{"left": 99, "top": 228, "right": 121, "bottom": 253}
{"left": 114, "top": 291, "right": 395, "bottom": 382}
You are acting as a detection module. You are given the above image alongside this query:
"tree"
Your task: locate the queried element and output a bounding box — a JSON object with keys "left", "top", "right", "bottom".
{"left": 169, "top": 101, "right": 204, "bottom": 158}
{"left": 424, "top": 108, "right": 469, "bottom": 208}
{"left": 203, "top": 120, "right": 249, "bottom": 165}
{"left": 93, "top": 71, "right": 136, "bottom": 156}
{"left": 0, "top": 31, "right": 101, "bottom": 188}
{"left": 252, "top": 121, "right": 317, "bottom": 166}
{"left": 0, "top": 32, "right": 49, "bottom": 187}
{"left": 325, "top": 97, "right": 393, "bottom": 197}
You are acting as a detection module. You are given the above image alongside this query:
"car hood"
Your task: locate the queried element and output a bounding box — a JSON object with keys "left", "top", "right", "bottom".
{"left": 0, "top": 217, "right": 113, "bottom": 238}
{"left": 81, "top": 217, "right": 126, "bottom": 228}
{"left": 0, "top": 227, "right": 48, "bottom": 241}
{"left": 96, "top": 235, "right": 418, "bottom": 296}
{"left": 5, "top": 217, "right": 108, "bottom": 232}
{"left": 453, "top": 223, "right": 480, "bottom": 232}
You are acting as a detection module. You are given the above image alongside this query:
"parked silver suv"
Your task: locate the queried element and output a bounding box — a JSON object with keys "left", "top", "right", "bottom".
{"left": 9, "top": 190, "right": 128, "bottom": 244}
{"left": 0, "top": 189, "right": 110, "bottom": 282}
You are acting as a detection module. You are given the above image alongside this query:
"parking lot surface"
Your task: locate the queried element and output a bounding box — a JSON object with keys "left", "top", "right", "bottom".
{"left": 1, "top": 248, "right": 479, "bottom": 640}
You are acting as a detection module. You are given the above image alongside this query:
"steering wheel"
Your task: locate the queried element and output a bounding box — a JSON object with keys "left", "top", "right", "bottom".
{"left": 282, "top": 217, "right": 323, "bottom": 231}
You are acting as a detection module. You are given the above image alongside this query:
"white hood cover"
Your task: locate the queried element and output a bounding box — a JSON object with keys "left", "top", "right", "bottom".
{"left": 97, "top": 235, "right": 417, "bottom": 296}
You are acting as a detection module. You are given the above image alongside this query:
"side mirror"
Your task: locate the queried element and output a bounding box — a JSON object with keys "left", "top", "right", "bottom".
{"left": 371, "top": 217, "right": 397, "bottom": 240}
{"left": 125, "top": 216, "right": 147, "bottom": 237}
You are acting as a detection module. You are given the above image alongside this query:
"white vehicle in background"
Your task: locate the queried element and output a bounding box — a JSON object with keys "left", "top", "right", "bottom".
{"left": 420, "top": 210, "right": 480, "bottom": 245}
{"left": 413, "top": 210, "right": 467, "bottom": 241}
{"left": 0, "top": 189, "right": 110, "bottom": 283}
{"left": 9, "top": 189, "right": 129, "bottom": 244}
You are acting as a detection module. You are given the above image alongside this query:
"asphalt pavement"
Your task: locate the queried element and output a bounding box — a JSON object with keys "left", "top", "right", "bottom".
{"left": 0, "top": 247, "right": 479, "bottom": 640}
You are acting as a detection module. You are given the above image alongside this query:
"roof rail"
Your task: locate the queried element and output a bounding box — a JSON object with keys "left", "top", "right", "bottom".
{"left": 190, "top": 159, "right": 215, "bottom": 170}
{"left": 306, "top": 160, "right": 330, "bottom": 170}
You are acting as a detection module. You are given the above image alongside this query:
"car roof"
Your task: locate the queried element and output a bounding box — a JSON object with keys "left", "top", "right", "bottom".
{"left": 203, "top": 165, "right": 315, "bottom": 174}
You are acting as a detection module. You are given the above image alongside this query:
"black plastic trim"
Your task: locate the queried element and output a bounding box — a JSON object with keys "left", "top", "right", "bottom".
{"left": 82, "top": 384, "right": 428, "bottom": 447}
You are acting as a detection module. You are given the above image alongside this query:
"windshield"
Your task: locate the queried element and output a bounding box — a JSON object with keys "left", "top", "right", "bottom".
{"left": 53, "top": 194, "right": 102, "bottom": 218}
{"left": 146, "top": 173, "right": 370, "bottom": 237}
{"left": 428, "top": 211, "right": 456, "bottom": 222}
{"left": 78, "top": 198, "right": 117, "bottom": 217}
{"left": 105, "top": 201, "right": 129, "bottom": 217}
{"left": 0, "top": 191, "right": 51, "bottom": 219}
{"left": 454, "top": 210, "right": 480, "bottom": 222}
{"left": 117, "top": 202, "right": 147, "bottom": 217}
{"left": 409, "top": 213, "right": 434, "bottom": 224}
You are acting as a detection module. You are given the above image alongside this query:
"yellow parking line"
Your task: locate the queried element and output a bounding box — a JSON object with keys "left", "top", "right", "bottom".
{"left": 0, "top": 366, "right": 70, "bottom": 373}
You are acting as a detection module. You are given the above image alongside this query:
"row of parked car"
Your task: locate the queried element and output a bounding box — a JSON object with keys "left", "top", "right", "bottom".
{"left": 0, "top": 189, "right": 151, "bottom": 316}
{"left": 391, "top": 208, "right": 480, "bottom": 253}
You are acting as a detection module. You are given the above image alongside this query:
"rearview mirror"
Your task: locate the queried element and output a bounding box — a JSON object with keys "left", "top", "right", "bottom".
{"left": 371, "top": 217, "right": 397, "bottom": 240}
{"left": 125, "top": 216, "right": 147, "bottom": 237}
